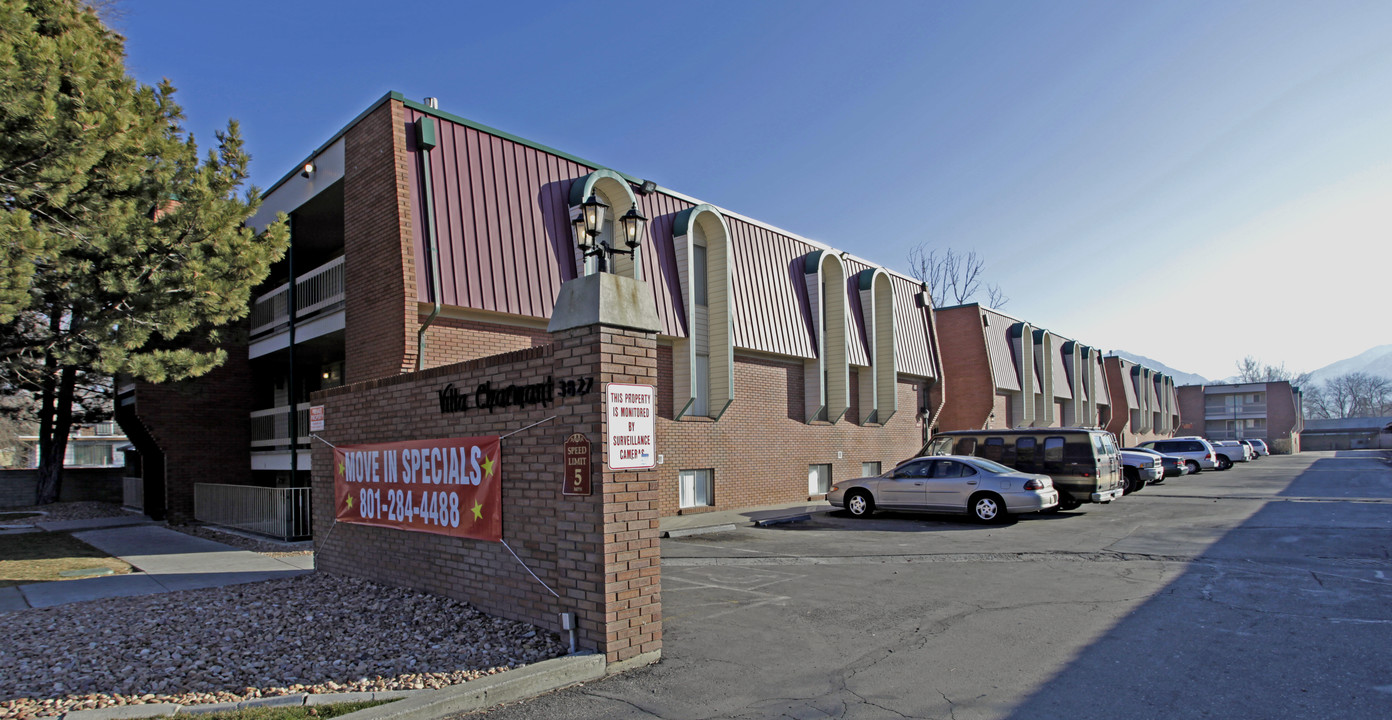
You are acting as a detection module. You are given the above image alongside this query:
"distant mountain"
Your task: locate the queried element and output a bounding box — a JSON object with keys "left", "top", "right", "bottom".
{"left": 1111, "top": 351, "right": 1210, "bottom": 386}
{"left": 1307, "top": 344, "right": 1392, "bottom": 386}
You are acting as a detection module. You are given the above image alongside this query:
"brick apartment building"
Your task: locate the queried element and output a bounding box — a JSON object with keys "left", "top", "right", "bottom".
{"left": 1103, "top": 355, "right": 1180, "bottom": 446}
{"left": 932, "top": 304, "right": 1176, "bottom": 442}
{"left": 115, "top": 92, "right": 945, "bottom": 523}
{"left": 1176, "top": 381, "right": 1304, "bottom": 453}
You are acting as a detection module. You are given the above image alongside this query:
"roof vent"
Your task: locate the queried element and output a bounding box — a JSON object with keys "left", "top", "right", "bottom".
{"left": 425, "top": 97, "right": 439, "bottom": 109}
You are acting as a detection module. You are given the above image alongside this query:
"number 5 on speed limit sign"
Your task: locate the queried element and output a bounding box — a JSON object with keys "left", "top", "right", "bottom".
{"left": 563, "top": 434, "right": 592, "bottom": 496}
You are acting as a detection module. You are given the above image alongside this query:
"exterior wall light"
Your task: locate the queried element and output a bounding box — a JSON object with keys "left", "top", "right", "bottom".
{"left": 619, "top": 204, "right": 647, "bottom": 251}
{"left": 581, "top": 192, "right": 608, "bottom": 237}
{"left": 301, "top": 162, "right": 315, "bottom": 179}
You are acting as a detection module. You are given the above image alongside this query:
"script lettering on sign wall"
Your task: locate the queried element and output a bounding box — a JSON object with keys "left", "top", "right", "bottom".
{"left": 438, "top": 376, "right": 594, "bottom": 414}
{"left": 333, "top": 435, "right": 502, "bottom": 541}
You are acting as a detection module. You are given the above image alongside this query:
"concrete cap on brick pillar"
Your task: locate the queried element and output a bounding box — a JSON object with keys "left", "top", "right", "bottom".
{"left": 548, "top": 273, "right": 661, "bottom": 334}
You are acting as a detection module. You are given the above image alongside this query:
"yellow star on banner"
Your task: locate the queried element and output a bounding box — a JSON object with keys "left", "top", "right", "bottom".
{"left": 345, "top": 495, "right": 353, "bottom": 509}
{"left": 337, "top": 459, "right": 345, "bottom": 476}
{"left": 471, "top": 501, "right": 484, "bottom": 521}
{"left": 482, "top": 454, "right": 496, "bottom": 479}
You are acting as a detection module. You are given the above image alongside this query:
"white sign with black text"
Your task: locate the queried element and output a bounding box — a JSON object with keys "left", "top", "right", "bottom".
{"left": 606, "top": 382, "right": 655, "bottom": 470}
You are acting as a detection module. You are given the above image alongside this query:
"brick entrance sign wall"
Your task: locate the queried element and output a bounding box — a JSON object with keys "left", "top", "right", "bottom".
{"left": 312, "top": 309, "right": 661, "bottom": 666}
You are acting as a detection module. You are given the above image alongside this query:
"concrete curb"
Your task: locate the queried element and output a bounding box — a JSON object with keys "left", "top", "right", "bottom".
{"left": 57, "top": 655, "right": 606, "bottom": 720}
{"left": 661, "top": 523, "right": 737, "bottom": 538}
{"left": 332, "top": 654, "right": 606, "bottom": 720}
{"left": 754, "top": 514, "right": 811, "bottom": 527}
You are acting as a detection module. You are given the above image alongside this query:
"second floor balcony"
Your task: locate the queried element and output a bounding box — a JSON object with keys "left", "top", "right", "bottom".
{"left": 250, "top": 256, "right": 345, "bottom": 337}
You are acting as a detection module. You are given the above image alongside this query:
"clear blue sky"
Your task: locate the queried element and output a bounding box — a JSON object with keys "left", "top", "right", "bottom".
{"left": 114, "top": 0, "right": 1392, "bottom": 381}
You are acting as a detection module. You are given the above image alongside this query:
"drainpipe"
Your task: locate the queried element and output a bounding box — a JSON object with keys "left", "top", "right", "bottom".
{"left": 914, "top": 287, "right": 948, "bottom": 457}
{"left": 415, "top": 109, "right": 442, "bottom": 371}
{"left": 287, "top": 215, "right": 298, "bottom": 487}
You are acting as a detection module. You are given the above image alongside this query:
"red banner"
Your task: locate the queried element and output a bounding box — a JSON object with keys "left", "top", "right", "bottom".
{"left": 333, "top": 436, "right": 502, "bottom": 541}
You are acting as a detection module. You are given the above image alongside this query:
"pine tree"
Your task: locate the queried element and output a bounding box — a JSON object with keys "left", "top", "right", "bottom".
{"left": 0, "top": 0, "right": 288, "bottom": 503}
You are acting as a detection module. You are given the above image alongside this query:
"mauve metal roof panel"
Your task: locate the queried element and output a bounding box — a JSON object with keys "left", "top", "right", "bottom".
{"left": 982, "top": 310, "right": 1020, "bottom": 392}
{"left": 729, "top": 218, "right": 816, "bottom": 358}
{"left": 842, "top": 257, "right": 872, "bottom": 367}
{"left": 1052, "top": 337, "right": 1072, "bottom": 399}
{"left": 1121, "top": 365, "right": 1138, "bottom": 407}
{"left": 404, "top": 110, "right": 700, "bottom": 332}
{"left": 891, "top": 276, "right": 935, "bottom": 378}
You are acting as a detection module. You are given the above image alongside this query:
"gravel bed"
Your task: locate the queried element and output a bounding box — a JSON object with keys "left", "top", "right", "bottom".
{"left": 168, "top": 525, "right": 314, "bottom": 558}
{"left": 0, "top": 573, "right": 567, "bottom": 719}
{"left": 0, "top": 502, "right": 135, "bottom": 526}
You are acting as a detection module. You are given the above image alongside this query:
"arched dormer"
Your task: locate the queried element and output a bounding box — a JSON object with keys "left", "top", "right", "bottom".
{"left": 1032, "top": 329, "right": 1054, "bottom": 427}
{"left": 803, "top": 250, "right": 849, "bottom": 423}
{"left": 857, "top": 268, "right": 897, "bottom": 424}
{"left": 568, "top": 170, "right": 642, "bottom": 280}
{"left": 1008, "top": 322, "right": 1035, "bottom": 428}
{"left": 672, "top": 204, "right": 734, "bottom": 420}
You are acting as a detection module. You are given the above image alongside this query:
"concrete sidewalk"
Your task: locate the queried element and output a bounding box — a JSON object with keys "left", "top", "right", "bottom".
{"left": 1, "top": 524, "right": 312, "bottom": 611}
{"left": 659, "top": 499, "right": 829, "bottom": 537}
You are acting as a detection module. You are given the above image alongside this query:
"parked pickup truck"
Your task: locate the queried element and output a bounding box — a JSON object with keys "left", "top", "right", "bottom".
{"left": 1118, "top": 450, "right": 1163, "bottom": 494}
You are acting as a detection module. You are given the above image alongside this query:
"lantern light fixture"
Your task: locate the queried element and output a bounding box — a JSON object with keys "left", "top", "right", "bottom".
{"left": 619, "top": 204, "right": 647, "bottom": 250}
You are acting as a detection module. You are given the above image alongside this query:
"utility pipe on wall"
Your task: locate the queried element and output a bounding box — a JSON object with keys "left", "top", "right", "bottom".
{"left": 415, "top": 113, "right": 442, "bottom": 371}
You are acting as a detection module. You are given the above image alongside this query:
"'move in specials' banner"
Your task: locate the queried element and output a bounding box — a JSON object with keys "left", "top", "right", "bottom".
{"left": 333, "top": 436, "right": 501, "bottom": 541}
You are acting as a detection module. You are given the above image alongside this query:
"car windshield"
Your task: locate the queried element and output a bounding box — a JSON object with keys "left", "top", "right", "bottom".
{"left": 966, "top": 457, "right": 1017, "bottom": 475}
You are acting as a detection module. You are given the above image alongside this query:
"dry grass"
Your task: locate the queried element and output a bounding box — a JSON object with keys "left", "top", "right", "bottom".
{"left": 0, "top": 531, "right": 132, "bottom": 588}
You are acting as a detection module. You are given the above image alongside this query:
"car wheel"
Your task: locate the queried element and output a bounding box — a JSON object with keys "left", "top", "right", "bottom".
{"left": 969, "top": 492, "right": 1006, "bottom": 523}
{"left": 846, "top": 491, "right": 874, "bottom": 518}
{"left": 1122, "top": 468, "right": 1140, "bottom": 495}
{"left": 1186, "top": 460, "right": 1200, "bottom": 475}
{"left": 1216, "top": 455, "right": 1232, "bottom": 470}
{"left": 1057, "top": 492, "right": 1083, "bottom": 511}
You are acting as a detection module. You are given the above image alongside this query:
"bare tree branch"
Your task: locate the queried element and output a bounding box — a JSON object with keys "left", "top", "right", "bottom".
{"left": 906, "top": 246, "right": 1005, "bottom": 308}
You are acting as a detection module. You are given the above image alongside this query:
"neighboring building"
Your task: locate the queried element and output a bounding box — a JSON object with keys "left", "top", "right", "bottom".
{"left": 933, "top": 305, "right": 1115, "bottom": 432}
{"left": 18, "top": 422, "right": 129, "bottom": 468}
{"left": 1294, "top": 417, "right": 1391, "bottom": 451}
{"left": 1103, "top": 355, "right": 1180, "bottom": 446}
{"left": 117, "top": 92, "right": 944, "bottom": 523}
{"left": 1175, "top": 381, "right": 1304, "bottom": 454}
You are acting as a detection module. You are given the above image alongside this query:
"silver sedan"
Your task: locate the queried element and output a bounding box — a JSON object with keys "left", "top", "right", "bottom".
{"left": 827, "top": 455, "right": 1059, "bottom": 523}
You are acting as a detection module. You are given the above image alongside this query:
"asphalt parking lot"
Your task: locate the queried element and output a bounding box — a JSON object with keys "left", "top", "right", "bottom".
{"left": 472, "top": 450, "right": 1392, "bottom": 719}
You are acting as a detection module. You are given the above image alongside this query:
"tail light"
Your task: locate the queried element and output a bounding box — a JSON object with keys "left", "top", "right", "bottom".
{"left": 1023, "top": 477, "right": 1051, "bottom": 490}
{"left": 1206, "top": 453, "right": 1214, "bottom": 461}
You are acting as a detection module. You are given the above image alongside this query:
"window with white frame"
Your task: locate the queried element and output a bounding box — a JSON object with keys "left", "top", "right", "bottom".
{"left": 679, "top": 469, "right": 713, "bottom": 509}
{"left": 808, "top": 463, "right": 832, "bottom": 495}
{"left": 862, "top": 461, "right": 881, "bottom": 477}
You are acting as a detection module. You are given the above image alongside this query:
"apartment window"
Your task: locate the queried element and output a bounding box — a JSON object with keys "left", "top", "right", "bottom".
{"left": 693, "top": 353, "right": 710, "bottom": 416}
{"left": 693, "top": 244, "right": 708, "bottom": 307}
{"left": 808, "top": 464, "right": 832, "bottom": 495}
{"left": 95, "top": 422, "right": 115, "bottom": 436}
{"left": 862, "top": 461, "right": 882, "bottom": 477}
{"left": 679, "top": 469, "right": 713, "bottom": 509}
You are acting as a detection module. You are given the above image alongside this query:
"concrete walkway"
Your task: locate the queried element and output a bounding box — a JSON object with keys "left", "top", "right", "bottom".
{"left": 659, "top": 499, "right": 829, "bottom": 537}
{"left": 1, "top": 523, "right": 313, "bottom": 612}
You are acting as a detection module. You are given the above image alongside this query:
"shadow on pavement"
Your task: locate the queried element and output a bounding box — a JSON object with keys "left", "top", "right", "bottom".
{"left": 999, "top": 452, "right": 1392, "bottom": 720}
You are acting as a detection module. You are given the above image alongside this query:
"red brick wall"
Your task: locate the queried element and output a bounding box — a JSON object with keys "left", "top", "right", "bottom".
{"left": 419, "top": 315, "right": 550, "bottom": 368}
{"left": 652, "top": 352, "right": 926, "bottom": 517}
{"left": 313, "top": 324, "right": 661, "bottom": 664}
{"left": 344, "top": 99, "right": 418, "bottom": 384}
{"left": 934, "top": 307, "right": 996, "bottom": 431}
{"left": 1176, "top": 386, "right": 1205, "bottom": 436}
{"left": 125, "top": 350, "right": 254, "bottom": 523}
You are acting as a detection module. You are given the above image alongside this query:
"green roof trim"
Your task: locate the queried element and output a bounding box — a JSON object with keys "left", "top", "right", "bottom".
{"left": 858, "top": 267, "right": 886, "bottom": 291}
{"left": 803, "top": 249, "right": 825, "bottom": 274}
{"left": 567, "top": 169, "right": 635, "bottom": 207}
{"left": 263, "top": 90, "right": 641, "bottom": 199}
{"left": 673, "top": 204, "right": 721, "bottom": 238}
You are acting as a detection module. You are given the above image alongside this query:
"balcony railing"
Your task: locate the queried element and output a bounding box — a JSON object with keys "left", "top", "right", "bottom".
{"left": 1205, "top": 403, "right": 1267, "bottom": 415}
{"left": 123, "top": 476, "right": 143, "bottom": 511}
{"left": 194, "top": 483, "right": 311, "bottom": 541}
{"left": 250, "top": 403, "right": 311, "bottom": 447}
{"left": 250, "top": 256, "right": 345, "bottom": 336}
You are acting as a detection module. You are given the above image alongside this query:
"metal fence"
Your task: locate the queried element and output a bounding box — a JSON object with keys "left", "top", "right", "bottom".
{"left": 122, "top": 476, "right": 143, "bottom": 511}
{"left": 194, "top": 483, "right": 312, "bottom": 541}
